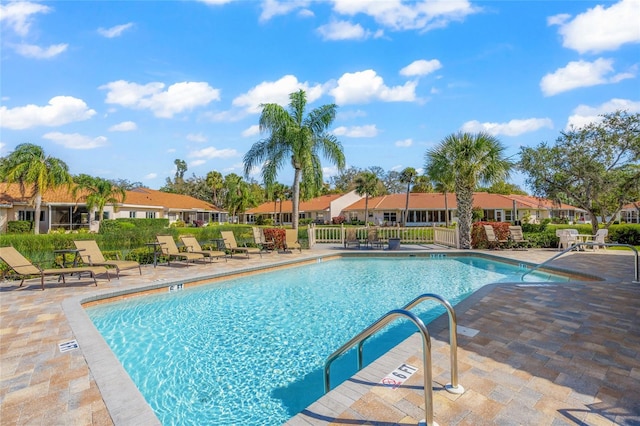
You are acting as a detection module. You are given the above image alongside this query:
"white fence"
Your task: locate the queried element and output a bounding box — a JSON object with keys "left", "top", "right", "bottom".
{"left": 309, "top": 224, "right": 458, "bottom": 248}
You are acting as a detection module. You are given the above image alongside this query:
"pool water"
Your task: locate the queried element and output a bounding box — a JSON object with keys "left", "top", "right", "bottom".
{"left": 87, "top": 256, "right": 567, "bottom": 425}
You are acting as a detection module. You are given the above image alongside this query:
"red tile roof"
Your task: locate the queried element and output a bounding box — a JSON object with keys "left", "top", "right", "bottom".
{"left": 246, "top": 193, "right": 343, "bottom": 214}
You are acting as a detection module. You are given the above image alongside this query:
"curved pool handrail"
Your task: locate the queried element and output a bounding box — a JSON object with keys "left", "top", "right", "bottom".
{"left": 323, "top": 309, "right": 437, "bottom": 426}
{"left": 522, "top": 242, "right": 639, "bottom": 283}
{"left": 356, "top": 293, "right": 463, "bottom": 394}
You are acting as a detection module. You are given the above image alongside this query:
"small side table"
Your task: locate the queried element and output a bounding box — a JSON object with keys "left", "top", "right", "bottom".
{"left": 53, "top": 248, "right": 84, "bottom": 268}
{"left": 387, "top": 238, "right": 401, "bottom": 250}
{"left": 145, "top": 242, "right": 164, "bottom": 267}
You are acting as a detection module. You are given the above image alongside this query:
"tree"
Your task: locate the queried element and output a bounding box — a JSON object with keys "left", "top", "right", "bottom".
{"left": 519, "top": 111, "right": 640, "bottom": 234}
{"left": 0, "top": 143, "right": 72, "bottom": 234}
{"left": 243, "top": 89, "right": 345, "bottom": 229}
{"left": 477, "top": 181, "right": 527, "bottom": 195}
{"left": 329, "top": 166, "right": 362, "bottom": 192}
{"left": 72, "top": 175, "right": 126, "bottom": 224}
{"left": 399, "top": 167, "right": 417, "bottom": 225}
{"left": 426, "top": 132, "right": 512, "bottom": 248}
{"left": 174, "top": 159, "right": 187, "bottom": 181}
{"left": 267, "top": 182, "right": 289, "bottom": 225}
{"left": 222, "top": 173, "right": 249, "bottom": 223}
{"left": 205, "top": 170, "right": 224, "bottom": 207}
{"left": 411, "top": 175, "right": 433, "bottom": 193}
{"left": 354, "top": 171, "right": 380, "bottom": 225}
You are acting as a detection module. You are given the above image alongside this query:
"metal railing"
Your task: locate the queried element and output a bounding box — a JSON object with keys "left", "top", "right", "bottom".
{"left": 521, "top": 242, "right": 639, "bottom": 283}
{"left": 323, "top": 294, "right": 462, "bottom": 426}
{"left": 324, "top": 309, "right": 437, "bottom": 425}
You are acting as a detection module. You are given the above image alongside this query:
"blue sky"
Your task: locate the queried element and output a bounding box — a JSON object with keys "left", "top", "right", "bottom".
{"left": 1, "top": 0, "right": 639, "bottom": 191}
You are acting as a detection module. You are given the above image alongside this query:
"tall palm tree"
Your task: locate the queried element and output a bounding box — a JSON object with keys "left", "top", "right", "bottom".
{"left": 72, "top": 175, "right": 126, "bottom": 226}
{"left": 267, "top": 182, "right": 288, "bottom": 225}
{"left": 243, "top": 90, "right": 345, "bottom": 230}
{"left": 399, "top": 167, "right": 417, "bottom": 225}
{"left": 354, "top": 171, "right": 380, "bottom": 225}
{"left": 223, "top": 173, "right": 249, "bottom": 223}
{"left": 0, "top": 143, "right": 72, "bottom": 234}
{"left": 425, "top": 132, "right": 512, "bottom": 249}
{"left": 433, "top": 180, "right": 455, "bottom": 227}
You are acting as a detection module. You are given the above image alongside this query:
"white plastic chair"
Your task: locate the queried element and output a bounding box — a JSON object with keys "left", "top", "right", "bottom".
{"left": 557, "top": 229, "right": 577, "bottom": 250}
{"left": 593, "top": 229, "right": 608, "bottom": 250}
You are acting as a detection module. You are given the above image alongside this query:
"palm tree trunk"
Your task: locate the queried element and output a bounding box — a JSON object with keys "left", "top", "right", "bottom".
{"left": 444, "top": 192, "right": 450, "bottom": 227}
{"left": 456, "top": 185, "right": 474, "bottom": 249}
{"left": 404, "top": 184, "right": 410, "bottom": 226}
{"left": 292, "top": 168, "right": 301, "bottom": 230}
{"left": 364, "top": 196, "right": 369, "bottom": 225}
{"left": 34, "top": 193, "right": 42, "bottom": 235}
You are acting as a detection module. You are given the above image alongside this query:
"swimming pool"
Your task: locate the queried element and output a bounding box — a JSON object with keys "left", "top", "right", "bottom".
{"left": 87, "top": 256, "right": 568, "bottom": 425}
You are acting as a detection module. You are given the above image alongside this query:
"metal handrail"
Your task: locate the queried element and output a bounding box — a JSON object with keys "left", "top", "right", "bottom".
{"left": 324, "top": 309, "right": 438, "bottom": 426}
{"left": 522, "top": 242, "right": 639, "bottom": 283}
{"left": 356, "top": 293, "right": 464, "bottom": 394}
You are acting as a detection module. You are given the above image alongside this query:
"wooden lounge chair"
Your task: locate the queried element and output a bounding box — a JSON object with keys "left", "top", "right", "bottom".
{"left": 220, "top": 231, "right": 262, "bottom": 258}
{"left": 156, "top": 235, "right": 205, "bottom": 265}
{"left": 0, "top": 246, "right": 109, "bottom": 290}
{"left": 284, "top": 229, "right": 302, "bottom": 253}
{"left": 252, "top": 227, "right": 275, "bottom": 253}
{"left": 344, "top": 228, "right": 360, "bottom": 249}
{"left": 73, "top": 240, "right": 141, "bottom": 278}
{"left": 483, "top": 225, "right": 508, "bottom": 250}
{"left": 179, "top": 235, "right": 227, "bottom": 262}
{"left": 508, "top": 226, "right": 529, "bottom": 250}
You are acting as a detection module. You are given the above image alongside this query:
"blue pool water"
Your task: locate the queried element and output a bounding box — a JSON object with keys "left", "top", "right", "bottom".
{"left": 87, "top": 256, "right": 567, "bottom": 425}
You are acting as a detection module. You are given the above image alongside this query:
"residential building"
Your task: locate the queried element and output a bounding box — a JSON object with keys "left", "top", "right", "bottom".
{"left": 340, "top": 192, "right": 587, "bottom": 226}
{"left": 0, "top": 183, "right": 227, "bottom": 233}
{"left": 620, "top": 202, "right": 640, "bottom": 223}
{"left": 243, "top": 191, "right": 362, "bottom": 225}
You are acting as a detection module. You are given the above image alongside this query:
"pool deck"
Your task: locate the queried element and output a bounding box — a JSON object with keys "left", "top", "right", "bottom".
{"left": 1, "top": 245, "right": 639, "bottom": 425}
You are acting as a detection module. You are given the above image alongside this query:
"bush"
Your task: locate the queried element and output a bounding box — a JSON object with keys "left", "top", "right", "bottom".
{"left": 7, "top": 221, "right": 33, "bottom": 234}
{"left": 332, "top": 216, "right": 346, "bottom": 224}
{"left": 608, "top": 224, "right": 640, "bottom": 246}
{"left": 471, "top": 221, "right": 510, "bottom": 249}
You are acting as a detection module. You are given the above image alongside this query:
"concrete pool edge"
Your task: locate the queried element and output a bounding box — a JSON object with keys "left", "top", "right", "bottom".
{"left": 63, "top": 250, "right": 605, "bottom": 425}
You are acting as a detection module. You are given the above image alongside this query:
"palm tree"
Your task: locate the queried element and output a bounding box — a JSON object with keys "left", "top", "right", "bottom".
{"left": 72, "top": 175, "right": 126, "bottom": 226}
{"left": 0, "top": 143, "right": 72, "bottom": 234}
{"left": 354, "top": 171, "right": 380, "bottom": 225}
{"left": 425, "top": 132, "right": 512, "bottom": 249}
{"left": 223, "top": 173, "right": 249, "bottom": 223}
{"left": 411, "top": 175, "right": 433, "bottom": 193}
{"left": 243, "top": 89, "right": 345, "bottom": 230}
{"left": 205, "top": 170, "right": 224, "bottom": 207}
{"left": 399, "top": 167, "right": 417, "bottom": 225}
{"left": 267, "top": 182, "right": 288, "bottom": 225}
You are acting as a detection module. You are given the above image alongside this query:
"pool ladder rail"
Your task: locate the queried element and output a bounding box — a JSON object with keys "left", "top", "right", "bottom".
{"left": 323, "top": 293, "right": 464, "bottom": 426}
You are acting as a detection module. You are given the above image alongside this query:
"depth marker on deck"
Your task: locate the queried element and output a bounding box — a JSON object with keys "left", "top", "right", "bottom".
{"left": 380, "top": 363, "right": 418, "bottom": 390}
{"left": 58, "top": 340, "right": 79, "bottom": 353}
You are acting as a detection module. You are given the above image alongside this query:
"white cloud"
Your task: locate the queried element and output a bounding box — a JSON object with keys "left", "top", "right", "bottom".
{"left": 395, "top": 138, "right": 413, "bottom": 147}
{"left": 566, "top": 98, "right": 640, "bottom": 129}
{"left": 13, "top": 43, "right": 67, "bottom": 59}
{"left": 322, "top": 165, "right": 341, "bottom": 178}
{"left": 540, "top": 58, "right": 633, "bottom": 96}
{"left": 317, "top": 19, "right": 380, "bottom": 41}
{"left": 0, "top": 1, "right": 51, "bottom": 36}
{"left": 98, "top": 22, "right": 134, "bottom": 38}
{"left": 0, "top": 96, "right": 96, "bottom": 129}
{"left": 242, "top": 124, "right": 260, "bottom": 137}
{"left": 187, "top": 133, "right": 207, "bottom": 143}
{"left": 189, "top": 159, "right": 206, "bottom": 167}
{"left": 42, "top": 132, "right": 108, "bottom": 149}
{"left": 259, "top": 0, "right": 311, "bottom": 22}
{"left": 232, "top": 75, "right": 324, "bottom": 114}
{"left": 188, "top": 146, "right": 239, "bottom": 159}
{"left": 399, "top": 59, "right": 442, "bottom": 77}
{"left": 549, "top": 0, "right": 640, "bottom": 54}
{"left": 101, "top": 80, "right": 221, "bottom": 118}
{"left": 144, "top": 173, "right": 157, "bottom": 180}
{"left": 461, "top": 117, "right": 553, "bottom": 136}
{"left": 108, "top": 121, "right": 137, "bottom": 132}
{"left": 333, "top": 124, "right": 378, "bottom": 137}
{"left": 331, "top": 0, "right": 479, "bottom": 32}
{"left": 330, "top": 69, "right": 418, "bottom": 104}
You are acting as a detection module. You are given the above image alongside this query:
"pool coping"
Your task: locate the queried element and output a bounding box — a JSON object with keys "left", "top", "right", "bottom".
{"left": 62, "top": 250, "right": 606, "bottom": 425}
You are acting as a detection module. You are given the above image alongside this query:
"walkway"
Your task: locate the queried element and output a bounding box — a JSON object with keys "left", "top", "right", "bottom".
{"left": 1, "top": 246, "right": 638, "bottom": 425}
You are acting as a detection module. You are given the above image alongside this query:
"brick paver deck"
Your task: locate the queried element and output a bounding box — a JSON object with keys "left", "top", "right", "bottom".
{"left": 1, "top": 246, "right": 639, "bottom": 425}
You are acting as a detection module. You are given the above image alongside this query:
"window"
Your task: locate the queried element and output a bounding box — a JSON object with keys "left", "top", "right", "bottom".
{"left": 146, "top": 211, "right": 156, "bottom": 219}
{"left": 383, "top": 212, "right": 397, "bottom": 222}
{"left": 18, "top": 210, "right": 34, "bottom": 221}
{"left": 129, "top": 211, "right": 136, "bottom": 218}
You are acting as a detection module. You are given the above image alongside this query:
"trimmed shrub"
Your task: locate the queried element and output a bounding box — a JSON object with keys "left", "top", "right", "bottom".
{"left": 471, "top": 221, "right": 510, "bottom": 249}
{"left": 7, "top": 221, "right": 33, "bottom": 234}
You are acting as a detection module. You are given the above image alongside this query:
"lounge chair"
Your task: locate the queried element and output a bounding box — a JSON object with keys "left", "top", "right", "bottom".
{"left": 179, "top": 235, "right": 227, "bottom": 262}
{"left": 483, "top": 225, "right": 508, "bottom": 250}
{"left": 156, "top": 235, "right": 205, "bottom": 265}
{"left": 508, "top": 226, "right": 529, "bottom": 250}
{"left": 252, "top": 227, "right": 275, "bottom": 253}
{"left": 0, "top": 246, "right": 109, "bottom": 290}
{"left": 73, "top": 240, "right": 141, "bottom": 278}
{"left": 220, "top": 231, "right": 262, "bottom": 258}
{"left": 344, "top": 228, "right": 360, "bottom": 249}
{"left": 284, "top": 229, "right": 302, "bottom": 253}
